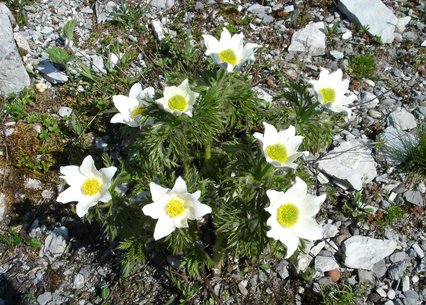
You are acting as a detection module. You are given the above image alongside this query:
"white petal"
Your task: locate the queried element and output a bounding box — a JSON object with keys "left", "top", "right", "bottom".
{"left": 110, "top": 113, "right": 127, "bottom": 125}
{"left": 149, "top": 182, "right": 169, "bottom": 202}
{"left": 241, "top": 43, "right": 260, "bottom": 62}
{"left": 299, "top": 194, "right": 326, "bottom": 217}
{"left": 100, "top": 166, "right": 117, "bottom": 181}
{"left": 172, "top": 176, "right": 187, "bottom": 193}
{"left": 163, "top": 86, "right": 179, "bottom": 101}
{"left": 262, "top": 122, "right": 278, "bottom": 139}
{"left": 253, "top": 132, "right": 264, "bottom": 142}
{"left": 220, "top": 27, "right": 232, "bottom": 42}
{"left": 192, "top": 190, "right": 201, "bottom": 201}
{"left": 57, "top": 186, "right": 83, "bottom": 203}
{"left": 192, "top": 202, "right": 212, "bottom": 219}
{"left": 60, "top": 165, "right": 85, "bottom": 186}
{"left": 142, "top": 87, "right": 155, "bottom": 100}
{"left": 202, "top": 34, "right": 220, "bottom": 55}
{"left": 129, "top": 83, "right": 143, "bottom": 100}
{"left": 266, "top": 190, "right": 285, "bottom": 207}
{"left": 179, "top": 79, "right": 190, "bottom": 92}
{"left": 226, "top": 64, "right": 235, "bottom": 72}
{"left": 153, "top": 217, "right": 176, "bottom": 240}
{"left": 99, "top": 190, "right": 112, "bottom": 203}
{"left": 284, "top": 177, "right": 307, "bottom": 200}
{"left": 267, "top": 226, "right": 300, "bottom": 258}
{"left": 79, "top": 155, "right": 99, "bottom": 177}
{"left": 112, "top": 95, "right": 135, "bottom": 114}
{"left": 142, "top": 202, "right": 163, "bottom": 219}
{"left": 76, "top": 197, "right": 98, "bottom": 218}
{"left": 291, "top": 217, "right": 323, "bottom": 241}
{"left": 277, "top": 125, "right": 296, "bottom": 140}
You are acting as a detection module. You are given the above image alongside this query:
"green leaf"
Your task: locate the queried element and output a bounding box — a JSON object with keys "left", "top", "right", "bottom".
{"left": 259, "top": 263, "right": 270, "bottom": 271}
{"left": 25, "top": 238, "right": 42, "bottom": 248}
{"left": 46, "top": 47, "right": 73, "bottom": 65}
{"left": 63, "top": 19, "right": 77, "bottom": 39}
{"left": 101, "top": 286, "right": 110, "bottom": 300}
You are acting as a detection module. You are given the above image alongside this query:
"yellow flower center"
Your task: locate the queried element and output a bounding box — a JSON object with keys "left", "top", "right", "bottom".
{"left": 131, "top": 106, "right": 143, "bottom": 118}
{"left": 266, "top": 144, "right": 288, "bottom": 164}
{"left": 168, "top": 95, "right": 187, "bottom": 112}
{"left": 277, "top": 203, "right": 299, "bottom": 228}
{"left": 81, "top": 178, "right": 102, "bottom": 196}
{"left": 165, "top": 199, "right": 185, "bottom": 218}
{"left": 219, "top": 48, "right": 237, "bottom": 65}
{"left": 319, "top": 87, "right": 336, "bottom": 104}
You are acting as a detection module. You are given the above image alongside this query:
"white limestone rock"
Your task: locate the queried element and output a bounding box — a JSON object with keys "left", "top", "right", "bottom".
{"left": 317, "top": 139, "right": 377, "bottom": 190}
{"left": 379, "top": 127, "right": 418, "bottom": 164}
{"left": 314, "top": 256, "right": 339, "bottom": 272}
{"left": 343, "top": 236, "right": 397, "bottom": 270}
{"left": 150, "top": 0, "right": 175, "bottom": 10}
{"left": 38, "top": 60, "right": 68, "bottom": 84}
{"left": 0, "top": 3, "right": 31, "bottom": 97}
{"left": 0, "top": 193, "right": 6, "bottom": 222}
{"left": 288, "top": 22, "right": 326, "bottom": 56}
{"left": 388, "top": 108, "right": 417, "bottom": 130}
{"left": 338, "top": 0, "right": 398, "bottom": 43}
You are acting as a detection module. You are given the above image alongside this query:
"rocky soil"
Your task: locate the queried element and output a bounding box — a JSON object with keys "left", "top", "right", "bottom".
{"left": 0, "top": 0, "right": 425, "bottom": 305}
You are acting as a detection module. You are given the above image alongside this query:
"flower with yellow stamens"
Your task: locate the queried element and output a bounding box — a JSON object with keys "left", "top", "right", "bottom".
{"left": 57, "top": 155, "right": 117, "bottom": 217}
{"left": 202, "top": 28, "right": 260, "bottom": 72}
{"left": 111, "top": 83, "right": 155, "bottom": 127}
{"left": 265, "top": 177, "right": 325, "bottom": 258}
{"left": 142, "top": 177, "right": 212, "bottom": 240}
{"left": 254, "top": 122, "right": 308, "bottom": 169}
{"left": 155, "top": 79, "right": 199, "bottom": 117}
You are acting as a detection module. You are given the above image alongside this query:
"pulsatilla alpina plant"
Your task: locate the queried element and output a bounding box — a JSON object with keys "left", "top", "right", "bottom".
{"left": 57, "top": 27, "right": 335, "bottom": 276}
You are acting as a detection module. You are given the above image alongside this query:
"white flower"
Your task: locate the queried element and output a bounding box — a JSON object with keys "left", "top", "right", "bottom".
{"left": 309, "top": 68, "right": 357, "bottom": 117}
{"left": 142, "top": 177, "right": 212, "bottom": 240}
{"left": 265, "top": 177, "right": 325, "bottom": 258}
{"left": 111, "top": 83, "right": 155, "bottom": 127}
{"left": 254, "top": 122, "right": 308, "bottom": 169}
{"left": 202, "top": 28, "right": 260, "bottom": 72}
{"left": 57, "top": 155, "right": 117, "bottom": 218}
{"left": 155, "top": 79, "right": 199, "bottom": 117}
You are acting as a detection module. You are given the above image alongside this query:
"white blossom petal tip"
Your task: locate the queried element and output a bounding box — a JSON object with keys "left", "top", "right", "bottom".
{"left": 155, "top": 79, "right": 198, "bottom": 117}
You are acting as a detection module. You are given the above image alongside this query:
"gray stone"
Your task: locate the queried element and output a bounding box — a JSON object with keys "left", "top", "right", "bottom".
{"left": 95, "top": 1, "right": 117, "bottom": 24}
{"left": 38, "top": 60, "right": 68, "bottom": 84}
{"left": 288, "top": 22, "right": 326, "bottom": 56}
{"left": 238, "top": 280, "right": 248, "bottom": 296}
{"left": 296, "top": 253, "right": 313, "bottom": 273}
{"left": 25, "top": 177, "right": 42, "bottom": 190}
{"left": 58, "top": 107, "right": 72, "bottom": 118}
{"left": 403, "top": 290, "right": 418, "bottom": 304}
{"left": 388, "top": 108, "right": 417, "bottom": 130}
{"left": 358, "top": 269, "right": 375, "bottom": 284}
{"left": 247, "top": 4, "right": 273, "bottom": 23}
{"left": 314, "top": 256, "right": 339, "bottom": 272}
{"left": 13, "top": 32, "right": 31, "bottom": 54}
{"left": 403, "top": 190, "right": 424, "bottom": 206}
{"left": 338, "top": 0, "right": 397, "bottom": 43}
{"left": 276, "top": 260, "right": 289, "bottom": 279}
{"left": 387, "top": 261, "right": 406, "bottom": 280}
{"left": 150, "top": 0, "right": 175, "bottom": 10}
{"left": 0, "top": 3, "right": 31, "bottom": 97}
{"left": 396, "top": 16, "right": 411, "bottom": 33}
{"left": 151, "top": 20, "right": 168, "bottom": 41}
{"left": 91, "top": 55, "right": 106, "bottom": 74}
{"left": 37, "top": 292, "right": 52, "bottom": 305}
{"left": 372, "top": 260, "right": 387, "bottom": 278}
{"left": 361, "top": 91, "right": 379, "bottom": 108}
{"left": 390, "top": 251, "right": 407, "bottom": 263}
{"left": 322, "top": 223, "right": 339, "bottom": 239}
{"left": 412, "top": 243, "right": 424, "bottom": 258}
{"left": 330, "top": 50, "right": 344, "bottom": 60}
{"left": 73, "top": 273, "right": 85, "bottom": 289}
{"left": 343, "top": 236, "right": 397, "bottom": 270}
{"left": 40, "top": 227, "right": 68, "bottom": 260}
{"left": 317, "top": 139, "right": 377, "bottom": 190}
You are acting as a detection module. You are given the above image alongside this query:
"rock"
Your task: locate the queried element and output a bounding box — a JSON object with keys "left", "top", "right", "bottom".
{"left": 151, "top": 19, "right": 168, "bottom": 41}
{"left": 0, "top": 193, "right": 6, "bottom": 222}
{"left": 13, "top": 32, "right": 31, "bottom": 54}
{"left": 247, "top": 4, "right": 273, "bottom": 23}
{"left": 253, "top": 86, "right": 273, "bottom": 106}
{"left": 95, "top": 1, "right": 117, "bottom": 24}
{"left": 327, "top": 269, "right": 340, "bottom": 282}
{"left": 387, "top": 261, "right": 406, "bottom": 280}
{"left": 412, "top": 243, "right": 424, "bottom": 258}
{"left": 379, "top": 127, "right": 418, "bottom": 164}
{"left": 25, "top": 177, "right": 42, "bottom": 190}
{"left": 358, "top": 269, "right": 375, "bottom": 284}
{"left": 388, "top": 108, "right": 417, "bottom": 130}
{"left": 58, "top": 107, "right": 72, "bottom": 117}
{"left": 37, "top": 292, "right": 52, "bottom": 305}
{"left": 403, "top": 290, "right": 418, "bottom": 305}
{"left": 35, "top": 82, "right": 48, "bottom": 93}
{"left": 388, "top": 289, "right": 396, "bottom": 300}
{"left": 343, "top": 236, "right": 397, "bottom": 270}
{"left": 342, "top": 29, "right": 352, "bottom": 40}
{"left": 404, "top": 191, "right": 424, "bottom": 206}
{"left": 0, "top": 3, "right": 31, "bottom": 97}
{"left": 317, "top": 139, "right": 377, "bottom": 190}
{"left": 91, "top": 55, "right": 106, "bottom": 74}
{"left": 390, "top": 251, "right": 407, "bottom": 263}
{"left": 288, "top": 22, "right": 326, "bottom": 56}
{"left": 402, "top": 276, "right": 410, "bottom": 292}
{"left": 107, "top": 52, "right": 120, "bottom": 68}
{"left": 396, "top": 16, "right": 411, "bottom": 33}
{"left": 338, "top": 0, "right": 397, "bottom": 43}
{"left": 329, "top": 50, "right": 344, "bottom": 60}
{"left": 40, "top": 227, "right": 68, "bottom": 260}
{"left": 315, "top": 256, "right": 339, "bottom": 272}
{"left": 310, "top": 241, "right": 326, "bottom": 256}
{"left": 276, "top": 260, "right": 289, "bottom": 279}
{"left": 296, "top": 253, "right": 313, "bottom": 273}
{"left": 323, "top": 223, "right": 339, "bottom": 239}
{"left": 38, "top": 60, "right": 68, "bottom": 84}
{"left": 372, "top": 260, "right": 387, "bottom": 278}
{"left": 73, "top": 273, "right": 85, "bottom": 289}
{"left": 238, "top": 279, "right": 248, "bottom": 296}
{"left": 150, "top": 0, "right": 175, "bottom": 10}
{"left": 368, "top": 109, "right": 382, "bottom": 118}
{"left": 360, "top": 91, "right": 379, "bottom": 108}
